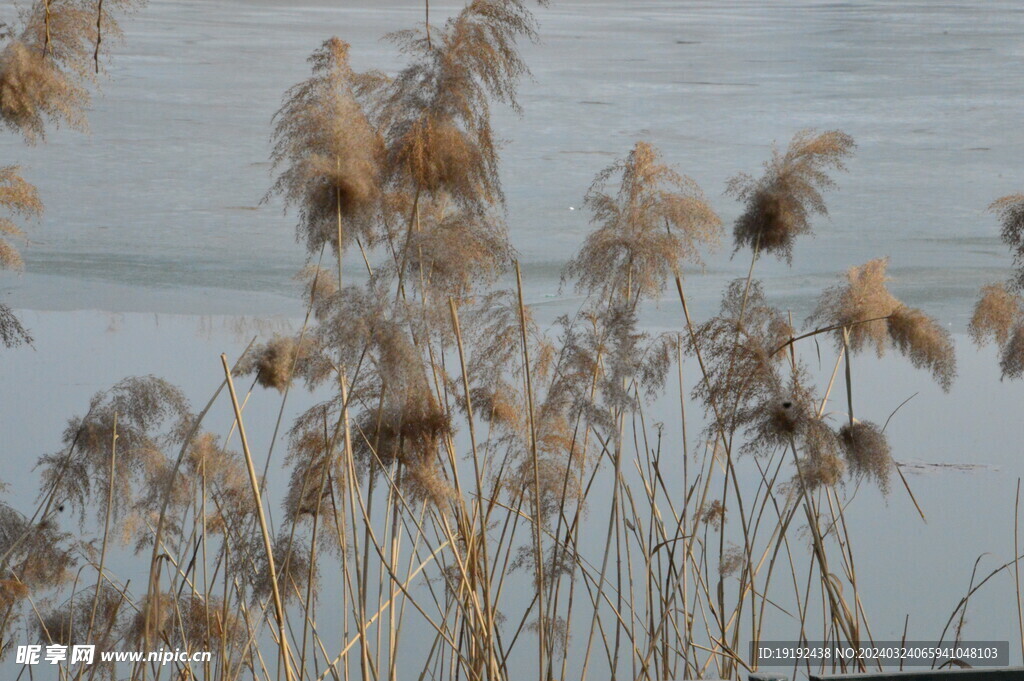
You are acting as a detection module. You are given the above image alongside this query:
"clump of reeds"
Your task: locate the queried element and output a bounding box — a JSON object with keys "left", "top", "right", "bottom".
{"left": 728, "top": 129, "right": 855, "bottom": 261}
{"left": 564, "top": 141, "right": 721, "bottom": 303}
{"left": 3, "top": 0, "right": 992, "bottom": 673}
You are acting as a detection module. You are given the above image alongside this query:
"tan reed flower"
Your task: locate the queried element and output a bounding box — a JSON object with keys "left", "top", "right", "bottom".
{"left": 969, "top": 282, "right": 1021, "bottom": 347}
{"left": 728, "top": 129, "right": 855, "bottom": 262}
{"left": 838, "top": 420, "right": 892, "bottom": 494}
{"left": 564, "top": 141, "right": 721, "bottom": 303}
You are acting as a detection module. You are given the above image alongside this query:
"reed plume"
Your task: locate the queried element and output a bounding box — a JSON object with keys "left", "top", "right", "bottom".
{"left": 838, "top": 420, "right": 892, "bottom": 494}
{"left": 0, "top": 165, "right": 41, "bottom": 270}
{"left": 998, "top": 325, "right": 1024, "bottom": 380}
{"left": 39, "top": 582, "right": 123, "bottom": 645}
{"left": 250, "top": 533, "right": 315, "bottom": 606}
{"left": 269, "top": 38, "right": 384, "bottom": 256}
{"left": 990, "top": 193, "right": 1024, "bottom": 290}
{"left": 459, "top": 289, "right": 552, "bottom": 428}
{"left": 0, "top": 502, "right": 74, "bottom": 593}
{"left": 184, "top": 432, "right": 254, "bottom": 535}
{"left": 969, "top": 196, "right": 1024, "bottom": 380}
{"left": 564, "top": 141, "right": 721, "bottom": 303}
{"left": 0, "top": 303, "right": 31, "bottom": 348}
{"left": 0, "top": 165, "right": 41, "bottom": 348}
{"left": 887, "top": 304, "right": 956, "bottom": 391}
{"left": 690, "top": 278, "right": 794, "bottom": 437}
{"left": 0, "top": 501, "right": 75, "bottom": 655}
{"left": 404, "top": 199, "right": 514, "bottom": 300}
{"left": 382, "top": 0, "right": 536, "bottom": 207}
{"left": 811, "top": 257, "right": 955, "bottom": 389}
{"left": 237, "top": 334, "right": 314, "bottom": 393}
{"left": 36, "top": 375, "right": 193, "bottom": 528}
{"left": 283, "top": 402, "right": 347, "bottom": 536}
{"left": 969, "top": 283, "right": 1021, "bottom": 347}
{"left": 729, "top": 129, "right": 855, "bottom": 262}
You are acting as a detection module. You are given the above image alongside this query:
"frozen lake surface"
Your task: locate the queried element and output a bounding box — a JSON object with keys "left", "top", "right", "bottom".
{"left": 1, "top": 0, "right": 1023, "bottom": 323}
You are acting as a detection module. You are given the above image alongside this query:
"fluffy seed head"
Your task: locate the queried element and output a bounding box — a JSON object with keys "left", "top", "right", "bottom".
{"left": 887, "top": 305, "right": 956, "bottom": 392}
{"left": 237, "top": 335, "right": 314, "bottom": 392}
{"left": 0, "top": 38, "right": 86, "bottom": 142}
{"left": 700, "top": 500, "right": 726, "bottom": 530}
{"left": 970, "top": 283, "right": 1020, "bottom": 348}
{"left": 269, "top": 38, "right": 383, "bottom": 256}
{"left": 1, "top": 302, "right": 32, "bottom": 347}
{"left": 0, "top": 579, "right": 29, "bottom": 608}
{"left": 729, "top": 129, "right": 855, "bottom": 262}
{"left": 838, "top": 421, "right": 892, "bottom": 493}
{"left": 811, "top": 258, "right": 899, "bottom": 355}
{"left": 990, "top": 194, "right": 1024, "bottom": 291}
{"left": 0, "top": 165, "right": 42, "bottom": 271}
{"left": 999, "top": 324, "right": 1024, "bottom": 380}
{"left": 564, "top": 141, "right": 721, "bottom": 302}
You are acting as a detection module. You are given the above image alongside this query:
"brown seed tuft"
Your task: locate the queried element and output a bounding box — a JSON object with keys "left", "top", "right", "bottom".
{"left": 887, "top": 305, "right": 956, "bottom": 392}
{"left": 269, "top": 38, "right": 383, "bottom": 256}
{"left": 838, "top": 421, "right": 892, "bottom": 494}
{"left": 0, "top": 165, "right": 42, "bottom": 270}
{"left": 700, "top": 500, "right": 726, "bottom": 530}
{"left": 0, "top": 578, "right": 29, "bottom": 608}
{"left": 237, "top": 335, "right": 314, "bottom": 392}
{"left": 999, "top": 324, "right": 1024, "bottom": 381}
{"left": 969, "top": 283, "right": 1021, "bottom": 347}
{"left": 990, "top": 194, "right": 1024, "bottom": 290}
{"left": 811, "top": 258, "right": 899, "bottom": 356}
{"left": 564, "top": 141, "right": 721, "bottom": 302}
{"left": 0, "top": 0, "right": 138, "bottom": 142}
{"left": 729, "top": 129, "right": 855, "bottom": 262}
{"left": 381, "top": 0, "right": 537, "bottom": 208}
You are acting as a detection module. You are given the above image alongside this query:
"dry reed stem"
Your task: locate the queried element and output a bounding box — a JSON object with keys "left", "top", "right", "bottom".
{"left": 221, "top": 353, "right": 297, "bottom": 681}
